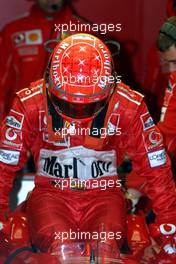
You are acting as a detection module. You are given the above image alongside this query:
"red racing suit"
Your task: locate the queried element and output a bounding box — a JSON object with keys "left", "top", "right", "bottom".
{"left": 0, "top": 79, "right": 176, "bottom": 253}
{"left": 0, "top": 4, "right": 82, "bottom": 119}
{"left": 158, "top": 72, "right": 176, "bottom": 159}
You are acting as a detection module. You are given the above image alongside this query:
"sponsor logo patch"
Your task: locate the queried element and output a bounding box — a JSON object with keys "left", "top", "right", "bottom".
{"left": 1, "top": 127, "right": 23, "bottom": 151}
{"left": 42, "top": 132, "right": 70, "bottom": 147}
{"left": 141, "top": 113, "right": 154, "bottom": 131}
{"left": 0, "top": 149, "right": 20, "bottom": 165}
{"left": 2, "top": 140, "right": 22, "bottom": 151}
{"left": 13, "top": 30, "right": 43, "bottom": 47}
{"left": 143, "top": 129, "right": 163, "bottom": 152}
{"left": 2, "top": 110, "right": 23, "bottom": 150}
{"left": 13, "top": 32, "right": 25, "bottom": 46}
{"left": 5, "top": 128, "right": 22, "bottom": 142}
{"left": 107, "top": 112, "right": 120, "bottom": 136}
{"left": 18, "top": 46, "right": 39, "bottom": 56}
{"left": 38, "top": 146, "right": 117, "bottom": 180}
{"left": 39, "top": 111, "right": 70, "bottom": 146}
{"left": 39, "top": 111, "right": 47, "bottom": 132}
{"left": 6, "top": 110, "right": 24, "bottom": 130}
{"left": 147, "top": 149, "right": 166, "bottom": 168}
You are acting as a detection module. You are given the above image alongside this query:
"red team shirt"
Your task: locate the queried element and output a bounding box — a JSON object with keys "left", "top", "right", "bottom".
{"left": 0, "top": 4, "right": 81, "bottom": 119}
{"left": 158, "top": 72, "right": 176, "bottom": 159}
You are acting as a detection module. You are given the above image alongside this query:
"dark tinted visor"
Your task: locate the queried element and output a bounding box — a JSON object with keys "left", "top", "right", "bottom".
{"left": 50, "top": 93, "right": 107, "bottom": 119}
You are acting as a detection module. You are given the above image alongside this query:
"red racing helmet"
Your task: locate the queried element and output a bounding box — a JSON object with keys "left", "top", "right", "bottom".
{"left": 47, "top": 33, "right": 115, "bottom": 121}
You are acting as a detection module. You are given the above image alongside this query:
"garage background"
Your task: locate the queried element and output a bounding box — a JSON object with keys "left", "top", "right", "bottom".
{"left": 0, "top": 0, "right": 168, "bottom": 87}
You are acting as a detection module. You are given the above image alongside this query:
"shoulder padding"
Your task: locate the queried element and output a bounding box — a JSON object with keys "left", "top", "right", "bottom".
{"left": 116, "top": 83, "right": 144, "bottom": 106}
{"left": 16, "top": 79, "right": 43, "bottom": 103}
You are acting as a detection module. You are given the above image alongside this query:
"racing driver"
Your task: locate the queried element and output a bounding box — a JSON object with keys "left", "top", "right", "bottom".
{"left": 0, "top": 33, "right": 176, "bottom": 260}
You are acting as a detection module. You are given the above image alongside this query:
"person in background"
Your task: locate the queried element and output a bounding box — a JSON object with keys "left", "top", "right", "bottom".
{"left": 143, "top": 0, "right": 176, "bottom": 122}
{"left": 157, "top": 16, "right": 176, "bottom": 179}
{"left": 0, "top": 0, "right": 84, "bottom": 120}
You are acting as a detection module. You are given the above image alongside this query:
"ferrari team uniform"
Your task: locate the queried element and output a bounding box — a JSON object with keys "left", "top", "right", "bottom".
{"left": 0, "top": 4, "right": 81, "bottom": 119}
{"left": 143, "top": 45, "right": 170, "bottom": 122}
{"left": 158, "top": 71, "right": 176, "bottom": 159}
{"left": 0, "top": 79, "right": 176, "bottom": 252}
{"left": 143, "top": 0, "right": 176, "bottom": 121}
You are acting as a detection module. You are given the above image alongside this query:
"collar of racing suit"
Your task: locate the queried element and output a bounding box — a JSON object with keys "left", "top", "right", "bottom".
{"left": 44, "top": 84, "right": 121, "bottom": 150}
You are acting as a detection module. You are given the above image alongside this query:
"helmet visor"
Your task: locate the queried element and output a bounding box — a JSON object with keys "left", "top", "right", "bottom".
{"left": 50, "top": 93, "right": 107, "bottom": 119}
